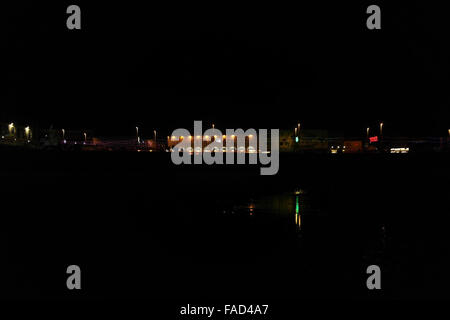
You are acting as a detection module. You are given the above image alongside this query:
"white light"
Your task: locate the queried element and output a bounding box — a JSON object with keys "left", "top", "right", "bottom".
{"left": 390, "top": 147, "right": 409, "bottom": 154}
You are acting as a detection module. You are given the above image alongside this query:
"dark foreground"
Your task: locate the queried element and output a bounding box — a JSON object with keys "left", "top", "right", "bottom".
{"left": 0, "top": 150, "right": 449, "bottom": 301}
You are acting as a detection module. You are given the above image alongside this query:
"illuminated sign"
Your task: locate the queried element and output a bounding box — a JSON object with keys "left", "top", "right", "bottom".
{"left": 369, "top": 136, "right": 378, "bottom": 143}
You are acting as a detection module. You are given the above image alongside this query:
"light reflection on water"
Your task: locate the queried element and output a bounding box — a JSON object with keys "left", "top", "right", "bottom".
{"left": 295, "top": 194, "right": 301, "bottom": 230}
{"left": 227, "top": 189, "right": 310, "bottom": 230}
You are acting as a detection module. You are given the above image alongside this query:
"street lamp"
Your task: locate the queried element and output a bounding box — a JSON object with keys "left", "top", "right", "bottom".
{"left": 25, "top": 126, "right": 31, "bottom": 140}
{"left": 8, "top": 123, "right": 14, "bottom": 135}
{"left": 366, "top": 127, "right": 370, "bottom": 138}
{"left": 83, "top": 132, "right": 87, "bottom": 144}
{"left": 380, "top": 122, "right": 384, "bottom": 137}
{"left": 136, "top": 126, "right": 140, "bottom": 144}
{"left": 154, "top": 130, "right": 157, "bottom": 148}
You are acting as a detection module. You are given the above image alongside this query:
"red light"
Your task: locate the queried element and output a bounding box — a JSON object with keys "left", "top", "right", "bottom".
{"left": 369, "top": 136, "right": 378, "bottom": 143}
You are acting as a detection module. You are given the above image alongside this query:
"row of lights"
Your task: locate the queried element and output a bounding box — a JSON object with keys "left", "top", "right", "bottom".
{"left": 4, "top": 124, "right": 94, "bottom": 144}
{"left": 296, "top": 122, "right": 384, "bottom": 139}
{"left": 143, "top": 123, "right": 260, "bottom": 144}
{"left": 136, "top": 126, "right": 158, "bottom": 144}
{"left": 366, "top": 122, "right": 384, "bottom": 138}
{"left": 5, "top": 123, "right": 31, "bottom": 140}
{"left": 61, "top": 128, "right": 88, "bottom": 144}
{"left": 367, "top": 124, "right": 450, "bottom": 138}
{"left": 5, "top": 123, "right": 450, "bottom": 145}
{"left": 295, "top": 122, "right": 450, "bottom": 139}
{"left": 168, "top": 134, "right": 254, "bottom": 142}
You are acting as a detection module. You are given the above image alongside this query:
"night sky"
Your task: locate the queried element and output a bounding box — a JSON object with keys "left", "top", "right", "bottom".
{"left": 3, "top": 1, "right": 450, "bottom": 137}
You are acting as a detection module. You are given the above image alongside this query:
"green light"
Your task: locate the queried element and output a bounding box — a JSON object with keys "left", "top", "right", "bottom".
{"left": 295, "top": 136, "right": 299, "bottom": 143}
{"left": 296, "top": 195, "right": 299, "bottom": 214}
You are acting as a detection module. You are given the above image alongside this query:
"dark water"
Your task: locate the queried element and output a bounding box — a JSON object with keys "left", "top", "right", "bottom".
{"left": 1, "top": 151, "right": 449, "bottom": 300}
